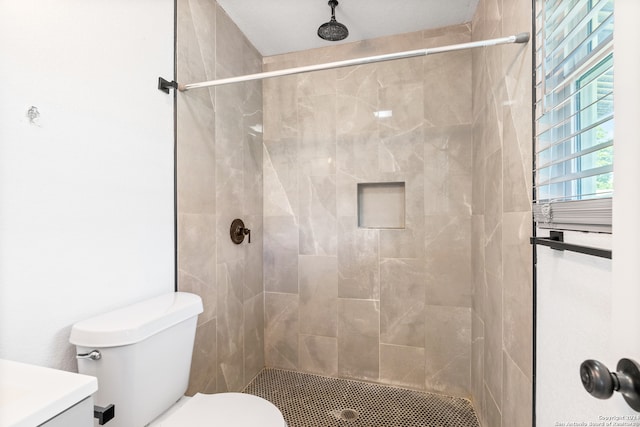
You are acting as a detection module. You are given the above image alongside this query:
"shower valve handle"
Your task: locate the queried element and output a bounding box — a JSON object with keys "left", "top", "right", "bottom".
{"left": 230, "top": 219, "right": 251, "bottom": 244}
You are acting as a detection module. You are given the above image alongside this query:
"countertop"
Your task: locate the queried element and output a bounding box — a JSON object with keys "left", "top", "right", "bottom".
{"left": 0, "top": 359, "right": 97, "bottom": 427}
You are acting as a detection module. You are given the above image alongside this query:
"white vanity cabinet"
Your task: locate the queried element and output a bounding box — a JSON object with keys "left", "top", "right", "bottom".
{"left": 0, "top": 359, "right": 97, "bottom": 427}
{"left": 39, "top": 397, "right": 93, "bottom": 427}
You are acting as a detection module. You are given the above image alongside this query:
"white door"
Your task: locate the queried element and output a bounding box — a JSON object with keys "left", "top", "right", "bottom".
{"left": 536, "top": 0, "right": 640, "bottom": 424}
{"left": 609, "top": 0, "right": 640, "bottom": 416}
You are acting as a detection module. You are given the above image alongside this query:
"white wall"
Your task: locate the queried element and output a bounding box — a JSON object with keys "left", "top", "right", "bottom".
{"left": 0, "top": 0, "right": 175, "bottom": 371}
{"left": 536, "top": 231, "right": 614, "bottom": 425}
{"left": 537, "top": 0, "right": 640, "bottom": 422}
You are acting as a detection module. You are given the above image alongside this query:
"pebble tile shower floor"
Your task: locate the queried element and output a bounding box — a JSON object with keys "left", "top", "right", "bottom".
{"left": 243, "top": 368, "right": 480, "bottom": 427}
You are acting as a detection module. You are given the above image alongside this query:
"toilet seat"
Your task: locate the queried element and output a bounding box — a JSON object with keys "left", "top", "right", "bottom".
{"left": 156, "top": 392, "right": 287, "bottom": 427}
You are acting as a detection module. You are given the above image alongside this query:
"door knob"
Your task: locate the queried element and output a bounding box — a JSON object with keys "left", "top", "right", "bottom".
{"left": 580, "top": 358, "right": 640, "bottom": 411}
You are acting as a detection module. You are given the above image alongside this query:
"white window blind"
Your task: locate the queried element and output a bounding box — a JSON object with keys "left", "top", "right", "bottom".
{"left": 534, "top": 0, "right": 614, "bottom": 232}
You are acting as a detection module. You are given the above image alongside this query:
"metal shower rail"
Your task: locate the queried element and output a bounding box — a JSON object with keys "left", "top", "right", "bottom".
{"left": 158, "top": 32, "right": 529, "bottom": 93}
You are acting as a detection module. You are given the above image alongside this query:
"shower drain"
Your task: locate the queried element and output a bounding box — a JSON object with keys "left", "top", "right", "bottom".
{"left": 329, "top": 408, "right": 360, "bottom": 422}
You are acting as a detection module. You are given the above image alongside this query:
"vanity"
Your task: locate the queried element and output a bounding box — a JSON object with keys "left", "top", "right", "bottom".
{"left": 0, "top": 359, "right": 97, "bottom": 427}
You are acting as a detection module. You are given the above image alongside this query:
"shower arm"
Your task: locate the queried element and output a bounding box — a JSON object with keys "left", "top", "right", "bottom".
{"left": 329, "top": 0, "right": 337, "bottom": 20}
{"left": 158, "top": 32, "right": 530, "bottom": 93}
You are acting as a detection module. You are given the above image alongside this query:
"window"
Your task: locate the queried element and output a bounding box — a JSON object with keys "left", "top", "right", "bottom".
{"left": 534, "top": 0, "right": 614, "bottom": 232}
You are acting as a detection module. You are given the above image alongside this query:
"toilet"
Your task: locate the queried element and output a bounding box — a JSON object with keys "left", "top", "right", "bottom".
{"left": 69, "top": 292, "right": 286, "bottom": 427}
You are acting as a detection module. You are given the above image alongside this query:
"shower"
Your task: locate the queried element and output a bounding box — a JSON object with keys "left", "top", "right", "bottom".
{"left": 175, "top": 2, "right": 534, "bottom": 424}
{"left": 317, "top": 0, "right": 349, "bottom": 41}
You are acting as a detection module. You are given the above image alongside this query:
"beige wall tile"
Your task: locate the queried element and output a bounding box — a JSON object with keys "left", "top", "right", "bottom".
{"left": 215, "top": 4, "right": 245, "bottom": 78}
{"left": 502, "top": 0, "right": 532, "bottom": 46}
{"left": 425, "top": 130, "right": 473, "bottom": 226}
{"left": 422, "top": 23, "right": 472, "bottom": 48}
{"left": 471, "top": 310, "right": 485, "bottom": 415}
{"left": 471, "top": 120, "right": 486, "bottom": 215}
{"left": 336, "top": 133, "right": 380, "bottom": 181}
{"left": 484, "top": 147, "right": 503, "bottom": 236}
{"left": 380, "top": 258, "right": 426, "bottom": 348}
{"left": 265, "top": 292, "right": 299, "bottom": 370}
{"left": 177, "top": 0, "right": 209, "bottom": 85}
{"left": 424, "top": 214, "right": 472, "bottom": 307}
{"left": 264, "top": 215, "right": 299, "bottom": 293}
{"left": 379, "top": 83, "right": 424, "bottom": 138}
{"left": 484, "top": 218, "right": 503, "bottom": 281}
{"left": 503, "top": 106, "right": 532, "bottom": 213}
{"left": 470, "top": 2, "right": 534, "bottom": 424}
{"left": 379, "top": 226, "right": 425, "bottom": 260}
{"left": 262, "top": 77, "right": 299, "bottom": 141}
{"left": 264, "top": 138, "right": 298, "bottom": 217}
{"left": 187, "top": 318, "right": 217, "bottom": 395}
{"left": 337, "top": 217, "right": 380, "bottom": 300}
{"left": 336, "top": 92, "right": 378, "bottom": 136}
{"left": 299, "top": 334, "right": 338, "bottom": 377}
{"left": 178, "top": 0, "right": 264, "bottom": 395}
{"left": 483, "top": 93, "right": 504, "bottom": 158}
{"left": 179, "top": 269, "right": 216, "bottom": 327}
{"left": 424, "top": 305, "right": 471, "bottom": 397}
{"left": 338, "top": 299, "right": 380, "bottom": 381}
{"left": 216, "top": 260, "right": 244, "bottom": 392}
{"left": 380, "top": 344, "right": 426, "bottom": 390}
{"left": 298, "top": 95, "right": 337, "bottom": 171}
{"left": 484, "top": 383, "right": 502, "bottom": 427}
{"left": 380, "top": 126, "right": 425, "bottom": 175}
{"left": 503, "top": 212, "right": 532, "bottom": 377}
{"left": 178, "top": 213, "right": 216, "bottom": 325}
{"left": 484, "top": 270, "right": 503, "bottom": 410}
{"left": 299, "top": 255, "right": 338, "bottom": 337}
{"left": 424, "top": 50, "right": 472, "bottom": 127}
{"left": 502, "top": 352, "right": 532, "bottom": 427}
{"left": 176, "top": 94, "right": 216, "bottom": 215}
{"left": 299, "top": 175, "right": 337, "bottom": 256}
{"left": 244, "top": 292, "right": 265, "bottom": 385}
{"left": 379, "top": 174, "right": 425, "bottom": 259}
{"left": 188, "top": 0, "right": 217, "bottom": 78}
{"left": 243, "top": 214, "right": 263, "bottom": 301}
{"left": 377, "top": 56, "right": 423, "bottom": 88}
{"left": 471, "top": 214, "right": 486, "bottom": 316}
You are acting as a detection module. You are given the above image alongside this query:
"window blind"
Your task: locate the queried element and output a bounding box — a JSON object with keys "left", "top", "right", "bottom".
{"left": 534, "top": 0, "right": 614, "bottom": 232}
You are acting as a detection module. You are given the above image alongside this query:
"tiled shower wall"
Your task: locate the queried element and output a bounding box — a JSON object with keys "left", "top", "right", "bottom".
{"left": 470, "top": 0, "right": 533, "bottom": 425}
{"left": 176, "top": 0, "right": 264, "bottom": 394}
{"left": 176, "top": 1, "right": 534, "bottom": 421}
{"left": 262, "top": 24, "right": 474, "bottom": 397}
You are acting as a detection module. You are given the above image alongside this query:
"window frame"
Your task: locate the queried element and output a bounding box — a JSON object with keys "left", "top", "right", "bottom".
{"left": 533, "top": 0, "right": 614, "bottom": 233}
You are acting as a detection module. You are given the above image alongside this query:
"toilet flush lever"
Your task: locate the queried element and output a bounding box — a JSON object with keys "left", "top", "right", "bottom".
{"left": 77, "top": 350, "right": 102, "bottom": 360}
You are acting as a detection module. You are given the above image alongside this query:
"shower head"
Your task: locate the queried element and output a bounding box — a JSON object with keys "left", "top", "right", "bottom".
{"left": 318, "top": 0, "right": 349, "bottom": 42}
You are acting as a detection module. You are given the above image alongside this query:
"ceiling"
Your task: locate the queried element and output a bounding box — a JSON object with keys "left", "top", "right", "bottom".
{"left": 215, "top": 0, "right": 481, "bottom": 57}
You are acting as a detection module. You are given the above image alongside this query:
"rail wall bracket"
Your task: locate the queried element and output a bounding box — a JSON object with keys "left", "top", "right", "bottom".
{"left": 158, "top": 77, "right": 178, "bottom": 94}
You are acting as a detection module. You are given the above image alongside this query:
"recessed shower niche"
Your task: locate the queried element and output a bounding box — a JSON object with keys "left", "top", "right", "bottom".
{"left": 357, "top": 182, "right": 405, "bottom": 229}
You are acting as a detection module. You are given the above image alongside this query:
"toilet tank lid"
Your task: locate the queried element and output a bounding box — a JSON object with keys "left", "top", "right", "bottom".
{"left": 70, "top": 292, "right": 203, "bottom": 348}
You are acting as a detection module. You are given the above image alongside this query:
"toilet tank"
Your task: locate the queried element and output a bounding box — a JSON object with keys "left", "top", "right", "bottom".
{"left": 70, "top": 292, "right": 203, "bottom": 427}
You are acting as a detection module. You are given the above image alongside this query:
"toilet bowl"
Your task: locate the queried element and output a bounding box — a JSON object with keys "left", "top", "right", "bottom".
{"left": 70, "top": 292, "right": 286, "bottom": 427}
{"left": 150, "top": 393, "right": 286, "bottom": 426}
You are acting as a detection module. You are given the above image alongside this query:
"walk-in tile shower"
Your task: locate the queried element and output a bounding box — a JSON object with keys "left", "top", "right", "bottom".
{"left": 176, "top": 0, "right": 533, "bottom": 426}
